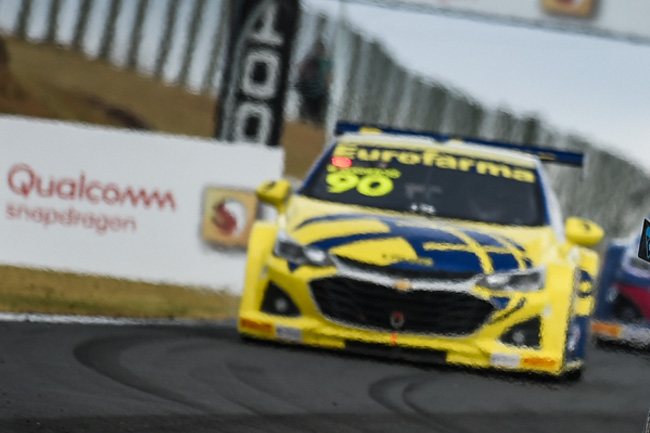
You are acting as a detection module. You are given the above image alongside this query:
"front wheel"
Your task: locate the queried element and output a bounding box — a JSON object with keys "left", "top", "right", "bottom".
{"left": 561, "top": 366, "right": 584, "bottom": 382}
{"left": 612, "top": 295, "right": 644, "bottom": 324}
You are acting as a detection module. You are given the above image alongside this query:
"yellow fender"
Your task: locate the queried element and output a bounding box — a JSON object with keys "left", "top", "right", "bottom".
{"left": 239, "top": 222, "right": 278, "bottom": 314}
{"left": 574, "top": 249, "right": 599, "bottom": 317}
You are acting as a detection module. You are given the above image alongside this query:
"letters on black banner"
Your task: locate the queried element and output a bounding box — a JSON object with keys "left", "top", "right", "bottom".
{"left": 216, "top": 0, "right": 299, "bottom": 147}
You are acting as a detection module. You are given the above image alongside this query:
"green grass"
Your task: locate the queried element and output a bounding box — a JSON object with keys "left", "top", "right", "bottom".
{"left": 0, "top": 265, "right": 240, "bottom": 319}
{"left": 2, "top": 36, "right": 326, "bottom": 179}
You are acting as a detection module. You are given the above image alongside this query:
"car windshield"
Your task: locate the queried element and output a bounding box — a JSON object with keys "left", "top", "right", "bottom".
{"left": 301, "top": 141, "right": 546, "bottom": 226}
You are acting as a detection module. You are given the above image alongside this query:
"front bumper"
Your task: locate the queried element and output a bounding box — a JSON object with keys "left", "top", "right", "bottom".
{"left": 239, "top": 256, "right": 580, "bottom": 376}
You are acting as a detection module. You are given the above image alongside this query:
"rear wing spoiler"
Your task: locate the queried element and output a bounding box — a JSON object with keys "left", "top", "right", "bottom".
{"left": 334, "top": 121, "right": 585, "bottom": 167}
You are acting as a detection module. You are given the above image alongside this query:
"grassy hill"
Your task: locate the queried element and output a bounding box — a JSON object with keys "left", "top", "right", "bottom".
{"left": 0, "top": 36, "right": 325, "bottom": 179}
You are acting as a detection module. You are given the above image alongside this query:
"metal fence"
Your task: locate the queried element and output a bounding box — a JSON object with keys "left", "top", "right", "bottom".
{"left": 0, "top": 0, "right": 534, "bottom": 134}
{"left": 0, "top": 0, "right": 231, "bottom": 93}
{"left": 0, "top": 0, "right": 648, "bottom": 239}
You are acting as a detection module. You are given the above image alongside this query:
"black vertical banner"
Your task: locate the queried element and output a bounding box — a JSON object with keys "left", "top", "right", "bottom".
{"left": 215, "top": 0, "right": 300, "bottom": 147}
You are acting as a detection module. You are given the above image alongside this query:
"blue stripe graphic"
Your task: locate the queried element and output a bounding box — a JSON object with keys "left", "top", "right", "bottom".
{"left": 294, "top": 213, "right": 530, "bottom": 274}
{"left": 580, "top": 270, "right": 592, "bottom": 283}
{"left": 465, "top": 230, "right": 504, "bottom": 248}
{"left": 419, "top": 250, "right": 483, "bottom": 273}
{"left": 488, "top": 253, "right": 521, "bottom": 271}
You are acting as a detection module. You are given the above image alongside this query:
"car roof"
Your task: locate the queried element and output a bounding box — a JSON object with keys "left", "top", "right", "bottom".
{"left": 335, "top": 133, "right": 539, "bottom": 168}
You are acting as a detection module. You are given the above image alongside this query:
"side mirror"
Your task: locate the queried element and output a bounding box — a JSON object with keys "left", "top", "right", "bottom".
{"left": 637, "top": 219, "right": 650, "bottom": 263}
{"left": 565, "top": 217, "right": 604, "bottom": 248}
{"left": 256, "top": 179, "right": 291, "bottom": 211}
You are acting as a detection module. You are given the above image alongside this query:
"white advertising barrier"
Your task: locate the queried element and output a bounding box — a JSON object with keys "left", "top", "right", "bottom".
{"left": 353, "top": 0, "right": 650, "bottom": 44}
{"left": 0, "top": 116, "right": 284, "bottom": 293}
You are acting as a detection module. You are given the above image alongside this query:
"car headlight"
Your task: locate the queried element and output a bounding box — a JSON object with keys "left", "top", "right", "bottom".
{"left": 273, "top": 230, "right": 333, "bottom": 267}
{"left": 476, "top": 267, "right": 545, "bottom": 292}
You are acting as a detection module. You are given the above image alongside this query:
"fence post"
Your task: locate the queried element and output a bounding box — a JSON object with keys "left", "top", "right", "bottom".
{"left": 465, "top": 101, "right": 485, "bottom": 137}
{"left": 14, "top": 0, "right": 34, "bottom": 40}
{"left": 154, "top": 0, "right": 180, "bottom": 80}
{"left": 442, "top": 94, "right": 469, "bottom": 135}
{"left": 509, "top": 115, "right": 526, "bottom": 143}
{"left": 428, "top": 85, "right": 449, "bottom": 132}
{"left": 339, "top": 30, "right": 363, "bottom": 122}
{"left": 314, "top": 12, "right": 327, "bottom": 43}
{"left": 72, "top": 0, "right": 94, "bottom": 51}
{"left": 393, "top": 71, "right": 415, "bottom": 128}
{"left": 177, "top": 0, "right": 207, "bottom": 88}
{"left": 126, "top": 0, "right": 149, "bottom": 70}
{"left": 201, "top": 0, "right": 231, "bottom": 94}
{"left": 417, "top": 83, "right": 438, "bottom": 131}
{"left": 537, "top": 124, "right": 562, "bottom": 191}
{"left": 98, "top": 0, "right": 123, "bottom": 61}
{"left": 327, "top": 15, "right": 354, "bottom": 138}
{"left": 555, "top": 134, "right": 589, "bottom": 214}
{"left": 404, "top": 78, "right": 427, "bottom": 130}
{"left": 412, "top": 80, "right": 430, "bottom": 130}
{"left": 539, "top": 124, "right": 559, "bottom": 148}
{"left": 292, "top": 10, "right": 316, "bottom": 66}
{"left": 365, "top": 44, "right": 391, "bottom": 123}
{"left": 348, "top": 37, "right": 373, "bottom": 122}
{"left": 478, "top": 105, "right": 497, "bottom": 139}
{"left": 358, "top": 40, "right": 381, "bottom": 122}
{"left": 491, "top": 108, "right": 517, "bottom": 141}
{"left": 45, "top": 0, "right": 63, "bottom": 44}
{"left": 378, "top": 64, "right": 405, "bottom": 126}
{"left": 520, "top": 115, "right": 542, "bottom": 145}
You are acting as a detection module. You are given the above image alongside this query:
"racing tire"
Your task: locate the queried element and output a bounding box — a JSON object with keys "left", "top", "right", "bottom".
{"left": 561, "top": 366, "right": 584, "bottom": 383}
{"left": 612, "top": 295, "right": 644, "bottom": 324}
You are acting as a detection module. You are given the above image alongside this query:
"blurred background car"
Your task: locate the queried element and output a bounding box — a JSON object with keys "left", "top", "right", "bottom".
{"left": 592, "top": 228, "right": 650, "bottom": 347}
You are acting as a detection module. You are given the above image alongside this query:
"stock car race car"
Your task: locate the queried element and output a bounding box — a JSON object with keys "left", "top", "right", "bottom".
{"left": 591, "top": 219, "right": 650, "bottom": 346}
{"left": 238, "top": 122, "right": 604, "bottom": 377}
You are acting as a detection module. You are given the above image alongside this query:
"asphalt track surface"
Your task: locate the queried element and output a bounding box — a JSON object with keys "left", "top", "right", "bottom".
{"left": 1, "top": 318, "right": 649, "bottom": 433}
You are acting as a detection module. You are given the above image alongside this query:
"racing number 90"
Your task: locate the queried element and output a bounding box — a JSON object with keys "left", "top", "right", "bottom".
{"left": 326, "top": 173, "right": 393, "bottom": 197}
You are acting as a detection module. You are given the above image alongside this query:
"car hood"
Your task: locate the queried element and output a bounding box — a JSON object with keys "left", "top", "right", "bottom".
{"left": 285, "top": 196, "right": 560, "bottom": 275}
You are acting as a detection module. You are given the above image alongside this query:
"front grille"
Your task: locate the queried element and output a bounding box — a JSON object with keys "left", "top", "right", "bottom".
{"left": 336, "top": 257, "right": 477, "bottom": 281}
{"left": 311, "top": 277, "right": 494, "bottom": 336}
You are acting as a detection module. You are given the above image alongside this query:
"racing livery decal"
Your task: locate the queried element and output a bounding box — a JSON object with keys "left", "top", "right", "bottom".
{"left": 291, "top": 213, "right": 532, "bottom": 274}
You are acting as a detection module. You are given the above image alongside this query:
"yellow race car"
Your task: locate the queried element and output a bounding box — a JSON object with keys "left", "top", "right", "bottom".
{"left": 239, "top": 122, "right": 604, "bottom": 377}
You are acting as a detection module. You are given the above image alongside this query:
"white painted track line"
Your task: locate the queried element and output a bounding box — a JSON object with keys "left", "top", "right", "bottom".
{"left": 0, "top": 312, "right": 228, "bottom": 327}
